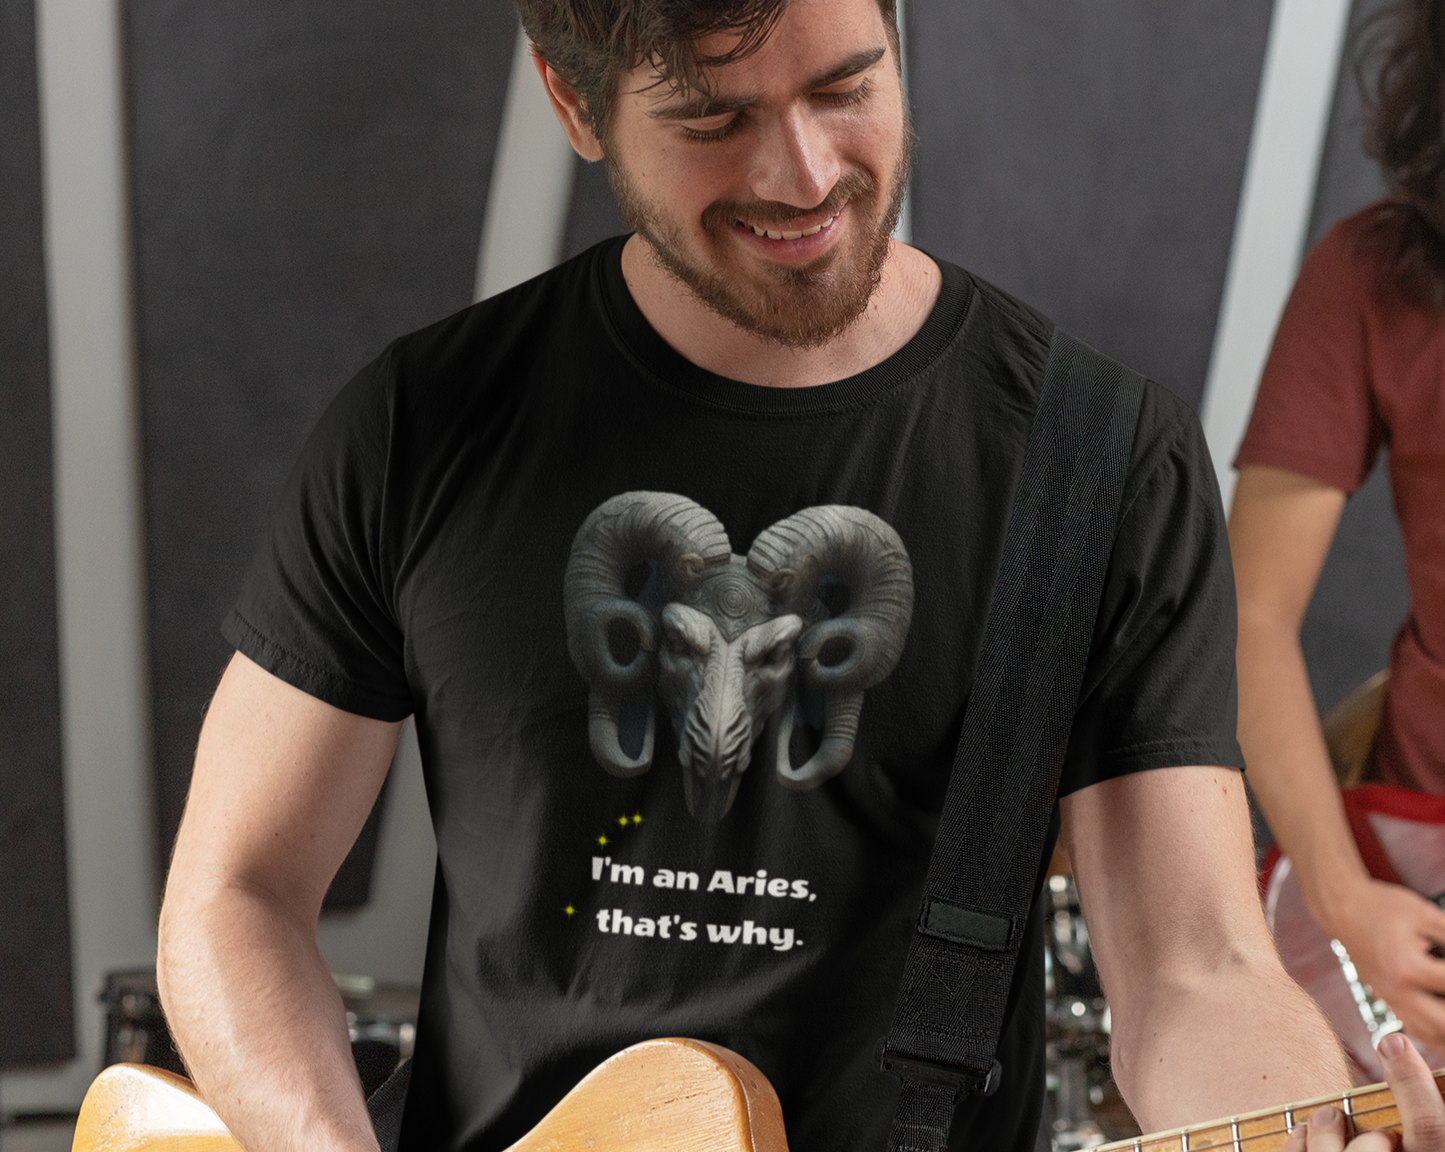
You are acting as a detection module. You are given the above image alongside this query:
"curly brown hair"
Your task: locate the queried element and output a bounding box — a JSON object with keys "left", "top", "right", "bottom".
{"left": 1360, "top": 0, "right": 1445, "bottom": 304}
{"left": 513, "top": 0, "right": 898, "bottom": 140}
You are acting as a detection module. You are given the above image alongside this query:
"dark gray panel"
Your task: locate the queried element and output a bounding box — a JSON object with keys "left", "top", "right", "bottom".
{"left": 1306, "top": 0, "right": 1390, "bottom": 248}
{"left": 0, "top": 0, "right": 74, "bottom": 1068}
{"left": 562, "top": 156, "right": 627, "bottom": 261}
{"left": 128, "top": 1, "right": 518, "bottom": 881}
{"left": 910, "top": 0, "right": 1273, "bottom": 407}
{"left": 1298, "top": 0, "right": 1408, "bottom": 716}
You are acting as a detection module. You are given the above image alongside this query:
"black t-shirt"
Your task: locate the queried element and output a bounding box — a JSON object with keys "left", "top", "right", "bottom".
{"left": 224, "top": 237, "right": 1243, "bottom": 1152}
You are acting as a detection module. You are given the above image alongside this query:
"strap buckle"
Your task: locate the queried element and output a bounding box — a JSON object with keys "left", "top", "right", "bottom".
{"left": 879, "top": 1049, "right": 1003, "bottom": 1098}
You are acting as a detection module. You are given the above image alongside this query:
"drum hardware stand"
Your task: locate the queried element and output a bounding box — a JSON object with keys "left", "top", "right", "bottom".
{"left": 1044, "top": 875, "right": 1110, "bottom": 1151}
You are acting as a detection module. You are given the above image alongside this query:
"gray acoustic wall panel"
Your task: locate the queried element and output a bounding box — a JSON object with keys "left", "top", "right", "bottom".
{"left": 0, "top": 0, "right": 74, "bottom": 1068}
{"left": 909, "top": 0, "right": 1273, "bottom": 408}
{"left": 1297, "top": 0, "right": 1409, "bottom": 714}
{"left": 127, "top": 1, "right": 518, "bottom": 890}
{"left": 563, "top": 156, "right": 627, "bottom": 261}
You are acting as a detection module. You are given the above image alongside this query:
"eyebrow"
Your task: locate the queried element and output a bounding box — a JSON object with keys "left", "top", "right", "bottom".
{"left": 649, "top": 45, "right": 888, "bottom": 121}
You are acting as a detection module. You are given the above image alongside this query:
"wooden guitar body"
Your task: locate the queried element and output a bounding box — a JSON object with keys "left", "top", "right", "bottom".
{"left": 73, "top": 1038, "right": 788, "bottom": 1152}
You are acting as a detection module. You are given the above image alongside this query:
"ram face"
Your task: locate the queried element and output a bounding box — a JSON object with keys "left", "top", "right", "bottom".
{"left": 563, "top": 492, "right": 914, "bottom": 823}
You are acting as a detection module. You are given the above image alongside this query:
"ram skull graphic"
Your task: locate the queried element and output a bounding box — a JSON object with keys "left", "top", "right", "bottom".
{"left": 563, "top": 492, "right": 914, "bottom": 823}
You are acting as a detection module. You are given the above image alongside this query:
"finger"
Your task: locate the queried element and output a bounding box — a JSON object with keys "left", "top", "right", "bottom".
{"left": 1345, "top": 1131, "right": 1399, "bottom": 1152}
{"left": 1378, "top": 1031, "right": 1445, "bottom": 1152}
{"left": 1389, "top": 992, "right": 1445, "bottom": 1047}
{"left": 1418, "top": 895, "right": 1445, "bottom": 939}
{"left": 1312, "top": 1105, "right": 1349, "bottom": 1151}
{"left": 1402, "top": 960, "right": 1445, "bottom": 997}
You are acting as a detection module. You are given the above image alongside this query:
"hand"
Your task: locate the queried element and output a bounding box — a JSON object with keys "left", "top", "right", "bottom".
{"left": 1322, "top": 878, "right": 1445, "bottom": 1052}
{"left": 1282, "top": 1031, "right": 1445, "bottom": 1151}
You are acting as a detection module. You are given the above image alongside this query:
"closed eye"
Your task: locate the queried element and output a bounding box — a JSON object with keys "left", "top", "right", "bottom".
{"left": 815, "top": 78, "right": 873, "bottom": 108}
{"left": 680, "top": 112, "right": 745, "bottom": 144}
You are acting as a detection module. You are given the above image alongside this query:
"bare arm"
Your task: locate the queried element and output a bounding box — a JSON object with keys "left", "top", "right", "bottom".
{"left": 157, "top": 652, "right": 403, "bottom": 1152}
{"left": 1062, "top": 764, "right": 1349, "bottom": 1132}
{"left": 1230, "top": 463, "right": 1445, "bottom": 1048}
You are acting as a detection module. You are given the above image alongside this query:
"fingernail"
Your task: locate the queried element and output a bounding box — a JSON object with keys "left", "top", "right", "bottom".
{"left": 1378, "top": 1031, "right": 1409, "bottom": 1059}
{"left": 1312, "top": 1106, "right": 1337, "bottom": 1127}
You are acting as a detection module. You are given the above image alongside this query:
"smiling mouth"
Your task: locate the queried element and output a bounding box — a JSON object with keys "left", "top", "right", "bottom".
{"left": 736, "top": 212, "right": 838, "bottom": 241}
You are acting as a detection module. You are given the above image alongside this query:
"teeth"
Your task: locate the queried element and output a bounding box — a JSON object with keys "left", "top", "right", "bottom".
{"left": 746, "top": 214, "right": 836, "bottom": 240}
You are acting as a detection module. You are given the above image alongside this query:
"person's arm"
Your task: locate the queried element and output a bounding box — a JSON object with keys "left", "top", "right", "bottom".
{"left": 1061, "top": 763, "right": 1349, "bottom": 1132}
{"left": 1230, "top": 463, "right": 1445, "bottom": 1049}
{"left": 157, "top": 652, "right": 404, "bottom": 1152}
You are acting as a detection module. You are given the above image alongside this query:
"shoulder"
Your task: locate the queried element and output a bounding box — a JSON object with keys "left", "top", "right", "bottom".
{"left": 936, "top": 259, "right": 1211, "bottom": 501}
{"left": 384, "top": 238, "right": 620, "bottom": 411}
{"left": 1295, "top": 200, "right": 1409, "bottom": 313}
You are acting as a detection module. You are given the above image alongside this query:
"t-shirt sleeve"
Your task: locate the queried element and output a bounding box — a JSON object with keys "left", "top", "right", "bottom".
{"left": 1056, "top": 388, "right": 1245, "bottom": 796}
{"left": 1234, "top": 221, "right": 1384, "bottom": 494}
{"left": 221, "top": 346, "right": 413, "bottom": 721}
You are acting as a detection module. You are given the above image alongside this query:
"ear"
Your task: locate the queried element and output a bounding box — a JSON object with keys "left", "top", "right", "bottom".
{"left": 532, "top": 49, "right": 606, "bottom": 162}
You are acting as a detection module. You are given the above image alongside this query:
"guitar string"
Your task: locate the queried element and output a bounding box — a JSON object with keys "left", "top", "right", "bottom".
{"left": 1106, "top": 1096, "right": 1413, "bottom": 1149}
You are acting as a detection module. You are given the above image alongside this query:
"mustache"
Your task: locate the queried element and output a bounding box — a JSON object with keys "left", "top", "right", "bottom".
{"left": 699, "top": 168, "right": 876, "bottom": 232}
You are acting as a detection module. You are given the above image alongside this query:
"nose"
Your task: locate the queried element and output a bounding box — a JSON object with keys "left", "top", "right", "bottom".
{"left": 746, "top": 104, "right": 841, "bottom": 214}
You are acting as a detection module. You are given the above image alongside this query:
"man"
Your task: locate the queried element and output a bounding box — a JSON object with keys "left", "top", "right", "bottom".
{"left": 156, "top": 0, "right": 1351, "bottom": 1149}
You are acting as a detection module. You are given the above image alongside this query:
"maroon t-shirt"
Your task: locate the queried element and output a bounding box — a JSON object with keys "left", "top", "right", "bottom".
{"left": 1237, "top": 203, "right": 1445, "bottom": 792}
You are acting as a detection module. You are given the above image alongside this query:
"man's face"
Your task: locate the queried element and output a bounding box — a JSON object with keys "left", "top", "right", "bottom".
{"left": 603, "top": 0, "right": 913, "bottom": 349}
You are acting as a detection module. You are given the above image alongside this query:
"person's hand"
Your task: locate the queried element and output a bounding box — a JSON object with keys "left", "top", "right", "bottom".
{"left": 1282, "top": 1031, "right": 1445, "bottom": 1151}
{"left": 1321, "top": 878, "right": 1445, "bottom": 1052}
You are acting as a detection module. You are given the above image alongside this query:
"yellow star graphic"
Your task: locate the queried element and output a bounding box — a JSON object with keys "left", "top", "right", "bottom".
{"left": 563, "top": 905, "right": 575, "bottom": 917}
{"left": 596, "top": 835, "right": 609, "bottom": 847}
{"left": 631, "top": 813, "right": 644, "bottom": 825}
{"left": 617, "top": 815, "right": 629, "bottom": 827}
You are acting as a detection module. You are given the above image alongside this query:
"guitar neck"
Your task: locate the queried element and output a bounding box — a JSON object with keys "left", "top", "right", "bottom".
{"left": 1094, "top": 1069, "right": 1445, "bottom": 1151}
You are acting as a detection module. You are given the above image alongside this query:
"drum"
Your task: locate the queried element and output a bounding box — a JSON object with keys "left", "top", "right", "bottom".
{"left": 1041, "top": 875, "right": 1135, "bottom": 1150}
{"left": 100, "top": 968, "right": 419, "bottom": 1097}
{"left": 333, "top": 975, "right": 420, "bottom": 1096}
{"left": 101, "top": 969, "right": 188, "bottom": 1076}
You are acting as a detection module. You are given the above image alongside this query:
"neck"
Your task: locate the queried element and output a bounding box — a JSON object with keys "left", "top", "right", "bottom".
{"left": 619, "top": 234, "right": 942, "bottom": 389}
{"left": 1096, "top": 1071, "right": 1445, "bottom": 1151}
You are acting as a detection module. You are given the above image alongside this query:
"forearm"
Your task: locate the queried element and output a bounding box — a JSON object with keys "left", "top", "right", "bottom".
{"left": 1109, "top": 951, "right": 1349, "bottom": 1131}
{"left": 157, "top": 882, "right": 378, "bottom": 1152}
{"left": 1236, "top": 608, "right": 1368, "bottom": 927}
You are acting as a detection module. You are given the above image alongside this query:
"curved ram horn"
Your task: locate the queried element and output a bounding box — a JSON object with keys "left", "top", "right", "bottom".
{"left": 563, "top": 492, "right": 732, "bottom": 777}
{"left": 747, "top": 506, "right": 913, "bottom": 789}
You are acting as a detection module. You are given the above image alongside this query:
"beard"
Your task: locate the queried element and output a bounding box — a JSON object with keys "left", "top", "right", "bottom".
{"left": 604, "top": 125, "right": 915, "bottom": 350}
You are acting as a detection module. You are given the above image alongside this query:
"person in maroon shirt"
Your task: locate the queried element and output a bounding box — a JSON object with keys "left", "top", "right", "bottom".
{"left": 1231, "top": 0, "right": 1445, "bottom": 1059}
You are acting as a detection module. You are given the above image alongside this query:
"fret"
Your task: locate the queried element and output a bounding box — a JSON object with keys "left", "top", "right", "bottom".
{"left": 1239, "top": 1111, "right": 1286, "bottom": 1149}
{"left": 1096, "top": 1068, "right": 1445, "bottom": 1152}
{"left": 1185, "top": 1121, "right": 1240, "bottom": 1148}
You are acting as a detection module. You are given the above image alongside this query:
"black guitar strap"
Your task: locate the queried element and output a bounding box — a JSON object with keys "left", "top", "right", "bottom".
{"left": 880, "top": 329, "right": 1146, "bottom": 1152}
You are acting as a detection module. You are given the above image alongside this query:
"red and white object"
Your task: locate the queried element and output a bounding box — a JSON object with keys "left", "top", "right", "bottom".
{"left": 1263, "top": 784, "right": 1445, "bottom": 1082}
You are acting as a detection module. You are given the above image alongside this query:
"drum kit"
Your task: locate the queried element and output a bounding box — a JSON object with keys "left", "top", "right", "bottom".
{"left": 1041, "top": 873, "right": 1136, "bottom": 1150}
{"left": 102, "top": 969, "right": 419, "bottom": 1098}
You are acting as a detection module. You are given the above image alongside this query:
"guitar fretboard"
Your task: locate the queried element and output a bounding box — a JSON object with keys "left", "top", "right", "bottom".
{"left": 1094, "top": 1069, "right": 1445, "bottom": 1151}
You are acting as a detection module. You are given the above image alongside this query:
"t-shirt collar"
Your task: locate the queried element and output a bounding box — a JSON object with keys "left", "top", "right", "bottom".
{"left": 597, "top": 234, "right": 973, "bottom": 415}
